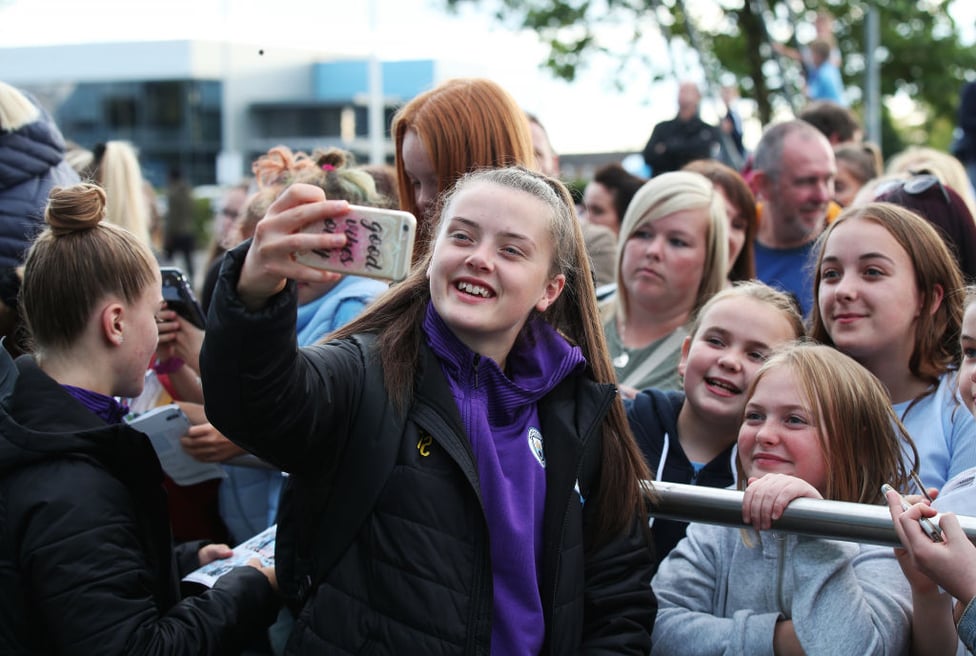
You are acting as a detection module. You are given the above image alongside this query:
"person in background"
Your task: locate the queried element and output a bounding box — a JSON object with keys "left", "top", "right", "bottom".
{"left": 887, "top": 145, "right": 976, "bottom": 219}
{"left": 683, "top": 159, "right": 758, "bottom": 283}
{"left": 803, "top": 39, "right": 846, "bottom": 106}
{"left": 798, "top": 100, "right": 862, "bottom": 145}
{"left": 627, "top": 281, "right": 804, "bottom": 565}
{"left": 0, "top": 81, "right": 78, "bottom": 267}
{"left": 833, "top": 141, "right": 882, "bottom": 208}
{"left": 809, "top": 202, "right": 976, "bottom": 491}
{"left": 200, "top": 180, "right": 249, "bottom": 313}
{"left": 717, "top": 85, "right": 746, "bottom": 169}
{"left": 0, "top": 182, "right": 277, "bottom": 654}
{"left": 652, "top": 343, "right": 915, "bottom": 656}
{"left": 581, "top": 163, "right": 646, "bottom": 237}
{"left": 526, "top": 112, "right": 617, "bottom": 286}
{"left": 80, "top": 140, "right": 155, "bottom": 249}
{"left": 0, "top": 81, "right": 79, "bottom": 357}
{"left": 393, "top": 77, "right": 535, "bottom": 258}
{"left": 953, "top": 78, "right": 976, "bottom": 195}
{"left": 874, "top": 173, "right": 976, "bottom": 282}
{"left": 642, "top": 81, "right": 721, "bottom": 177}
{"left": 163, "top": 167, "right": 197, "bottom": 284}
{"left": 751, "top": 119, "right": 838, "bottom": 316}
{"left": 357, "top": 162, "right": 399, "bottom": 208}
{"left": 602, "top": 170, "right": 728, "bottom": 397}
{"left": 200, "top": 166, "right": 656, "bottom": 653}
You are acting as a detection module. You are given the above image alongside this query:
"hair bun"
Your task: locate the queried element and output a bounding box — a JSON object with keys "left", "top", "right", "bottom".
{"left": 314, "top": 147, "right": 349, "bottom": 171}
{"left": 45, "top": 183, "right": 107, "bottom": 235}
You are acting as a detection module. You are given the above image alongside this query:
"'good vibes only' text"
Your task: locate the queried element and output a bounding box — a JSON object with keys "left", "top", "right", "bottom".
{"left": 311, "top": 215, "right": 385, "bottom": 272}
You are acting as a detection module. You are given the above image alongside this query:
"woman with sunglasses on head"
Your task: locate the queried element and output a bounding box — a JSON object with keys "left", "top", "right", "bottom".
{"left": 874, "top": 173, "right": 976, "bottom": 282}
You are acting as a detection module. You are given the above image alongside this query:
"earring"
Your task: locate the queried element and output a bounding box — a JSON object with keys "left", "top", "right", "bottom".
{"left": 119, "top": 335, "right": 124, "bottom": 345}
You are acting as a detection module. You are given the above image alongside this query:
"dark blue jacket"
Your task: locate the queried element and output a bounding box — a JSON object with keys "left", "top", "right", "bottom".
{"left": 627, "top": 388, "right": 738, "bottom": 567}
{"left": 0, "top": 98, "right": 78, "bottom": 267}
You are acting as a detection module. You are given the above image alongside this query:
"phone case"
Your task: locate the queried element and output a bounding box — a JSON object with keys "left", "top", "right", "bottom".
{"left": 294, "top": 205, "right": 416, "bottom": 282}
{"left": 160, "top": 267, "right": 207, "bottom": 329}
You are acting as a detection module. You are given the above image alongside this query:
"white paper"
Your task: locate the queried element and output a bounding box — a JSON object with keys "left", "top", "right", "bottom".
{"left": 182, "top": 524, "right": 276, "bottom": 588}
{"left": 127, "top": 404, "right": 225, "bottom": 486}
{"left": 933, "top": 466, "right": 976, "bottom": 516}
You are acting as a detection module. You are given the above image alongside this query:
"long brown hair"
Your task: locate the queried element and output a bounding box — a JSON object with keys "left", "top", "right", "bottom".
{"left": 809, "top": 202, "right": 963, "bottom": 390}
{"left": 332, "top": 166, "right": 652, "bottom": 542}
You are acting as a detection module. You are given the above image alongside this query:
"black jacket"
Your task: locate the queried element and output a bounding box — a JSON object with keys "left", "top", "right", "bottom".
{"left": 0, "top": 352, "right": 276, "bottom": 655}
{"left": 641, "top": 115, "right": 720, "bottom": 176}
{"left": 627, "top": 388, "right": 737, "bottom": 566}
{"left": 201, "top": 244, "right": 657, "bottom": 655}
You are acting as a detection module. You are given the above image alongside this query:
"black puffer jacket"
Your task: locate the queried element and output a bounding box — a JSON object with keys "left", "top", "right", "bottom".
{"left": 627, "top": 388, "right": 738, "bottom": 567}
{"left": 0, "top": 94, "right": 78, "bottom": 267}
{"left": 0, "top": 352, "right": 277, "bottom": 654}
{"left": 201, "top": 243, "right": 657, "bottom": 655}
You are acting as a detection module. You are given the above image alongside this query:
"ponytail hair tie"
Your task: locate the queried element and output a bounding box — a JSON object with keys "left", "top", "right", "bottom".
{"left": 322, "top": 163, "right": 335, "bottom": 172}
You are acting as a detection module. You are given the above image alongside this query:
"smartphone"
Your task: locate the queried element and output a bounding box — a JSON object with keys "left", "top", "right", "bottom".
{"left": 882, "top": 483, "right": 944, "bottom": 543}
{"left": 160, "top": 267, "right": 207, "bottom": 329}
{"left": 294, "top": 205, "right": 416, "bottom": 282}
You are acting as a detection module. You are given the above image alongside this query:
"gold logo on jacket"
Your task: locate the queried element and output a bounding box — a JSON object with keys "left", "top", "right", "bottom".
{"left": 416, "top": 433, "right": 433, "bottom": 457}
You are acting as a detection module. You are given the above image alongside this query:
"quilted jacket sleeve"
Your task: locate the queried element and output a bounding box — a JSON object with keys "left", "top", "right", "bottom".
{"left": 14, "top": 459, "right": 276, "bottom": 655}
{"left": 200, "top": 241, "right": 365, "bottom": 476}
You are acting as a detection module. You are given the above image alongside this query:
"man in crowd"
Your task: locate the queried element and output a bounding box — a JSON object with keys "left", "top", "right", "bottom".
{"left": 751, "top": 119, "right": 838, "bottom": 316}
{"left": 642, "top": 81, "right": 720, "bottom": 176}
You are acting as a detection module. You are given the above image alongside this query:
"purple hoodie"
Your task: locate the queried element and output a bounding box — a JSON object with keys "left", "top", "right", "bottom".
{"left": 424, "top": 303, "right": 585, "bottom": 655}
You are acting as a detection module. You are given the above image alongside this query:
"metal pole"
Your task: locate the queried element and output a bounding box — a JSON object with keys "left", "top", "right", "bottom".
{"left": 367, "top": 0, "right": 385, "bottom": 165}
{"left": 649, "top": 481, "right": 976, "bottom": 549}
{"left": 864, "top": 6, "right": 882, "bottom": 147}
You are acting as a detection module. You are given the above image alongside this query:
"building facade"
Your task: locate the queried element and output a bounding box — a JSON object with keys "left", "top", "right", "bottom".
{"left": 0, "top": 40, "right": 435, "bottom": 186}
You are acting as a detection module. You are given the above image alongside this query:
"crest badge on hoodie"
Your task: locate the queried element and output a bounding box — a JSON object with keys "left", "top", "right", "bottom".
{"left": 527, "top": 427, "right": 545, "bottom": 468}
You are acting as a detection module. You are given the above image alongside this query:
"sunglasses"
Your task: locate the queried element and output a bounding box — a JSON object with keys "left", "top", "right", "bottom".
{"left": 875, "top": 173, "right": 951, "bottom": 205}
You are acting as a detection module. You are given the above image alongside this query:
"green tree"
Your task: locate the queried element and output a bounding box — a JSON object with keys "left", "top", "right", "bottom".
{"left": 447, "top": 0, "right": 976, "bottom": 149}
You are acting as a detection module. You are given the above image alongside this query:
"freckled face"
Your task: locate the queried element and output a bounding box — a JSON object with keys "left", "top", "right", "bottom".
{"left": 426, "top": 181, "right": 565, "bottom": 365}
{"left": 401, "top": 129, "right": 439, "bottom": 221}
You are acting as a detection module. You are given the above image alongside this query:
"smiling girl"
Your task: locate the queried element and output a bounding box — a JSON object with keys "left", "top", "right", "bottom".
{"left": 652, "top": 343, "right": 916, "bottom": 655}
{"left": 628, "top": 281, "right": 804, "bottom": 562}
{"left": 809, "top": 202, "right": 976, "bottom": 491}
{"left": 200, "top": 166, "right": 656, "bottom": 654}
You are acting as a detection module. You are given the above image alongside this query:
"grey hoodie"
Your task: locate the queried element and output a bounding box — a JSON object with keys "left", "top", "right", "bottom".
{"left": 651, "top": 521, "right": 912, "bottom": 656}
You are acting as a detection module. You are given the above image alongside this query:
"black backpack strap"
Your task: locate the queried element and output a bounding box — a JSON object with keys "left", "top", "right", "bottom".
{"left": 279, "top": 333, "right": 404, "bottom": 606}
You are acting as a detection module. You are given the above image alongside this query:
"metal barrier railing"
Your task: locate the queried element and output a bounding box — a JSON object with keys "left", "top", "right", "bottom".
{"left": 648, "top": 481, "right": 976, "bottom": 549}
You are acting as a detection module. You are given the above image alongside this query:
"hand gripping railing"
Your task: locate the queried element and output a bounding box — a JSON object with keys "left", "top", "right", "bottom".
{"left": 647, "top": 481, "right": 976, "bottom": 548}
